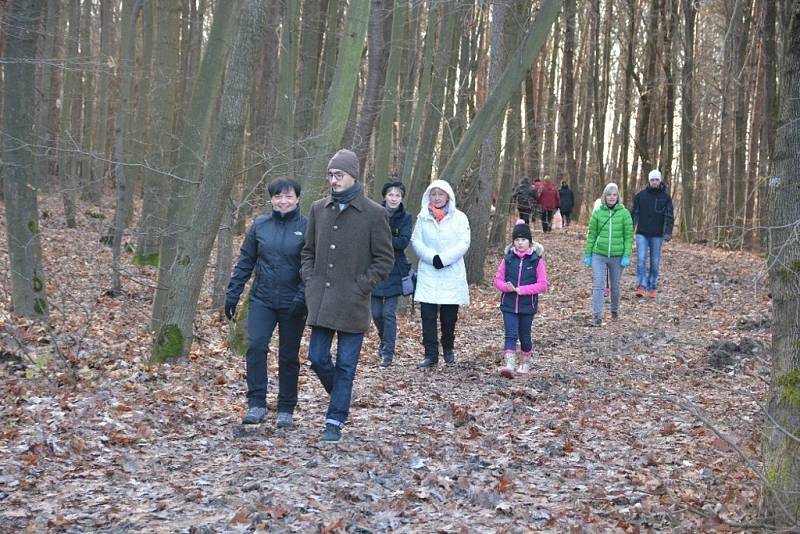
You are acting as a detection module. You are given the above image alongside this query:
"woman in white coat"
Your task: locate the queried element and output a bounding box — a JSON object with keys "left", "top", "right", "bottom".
{"left": 411, "top": 180, "right": 471, "bottom": 368}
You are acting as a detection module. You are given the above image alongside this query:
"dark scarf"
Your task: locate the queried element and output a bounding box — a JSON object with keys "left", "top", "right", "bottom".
{"left": 331, "top": 181, "right": 362, "bottom": 206}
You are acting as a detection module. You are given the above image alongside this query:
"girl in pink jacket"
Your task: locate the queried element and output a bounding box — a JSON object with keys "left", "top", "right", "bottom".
{"left": 494, "top": 220, "right": 549, "bottom": 377}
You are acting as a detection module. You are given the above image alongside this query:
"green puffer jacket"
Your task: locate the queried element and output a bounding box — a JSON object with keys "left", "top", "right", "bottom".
{"left": 585, "top": 202, "right": 633, "bottom": 258}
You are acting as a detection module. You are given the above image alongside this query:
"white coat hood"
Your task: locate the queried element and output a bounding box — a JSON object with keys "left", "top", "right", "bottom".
{"left": 419, "top": 179, "right": 458, "bottom": 217}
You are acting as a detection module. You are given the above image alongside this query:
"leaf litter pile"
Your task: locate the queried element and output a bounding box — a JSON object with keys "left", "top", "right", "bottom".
{"left": 0, "top": 200, "right": 772, "bottom": 532}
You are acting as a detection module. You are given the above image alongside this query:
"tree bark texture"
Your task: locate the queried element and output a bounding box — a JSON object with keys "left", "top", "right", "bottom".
{"left": 2, "top": 0, "right": 49, "bottom": 319}
{"left": 762, "top": 2, "right": 800, "bottom": 526}
{"left": 152, "top": 0, "right": 267, "bottom": 362}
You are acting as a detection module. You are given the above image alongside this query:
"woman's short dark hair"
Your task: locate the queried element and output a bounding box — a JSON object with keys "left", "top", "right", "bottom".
{"left": 268, "top": 177, "right": 301, "bottom": 198}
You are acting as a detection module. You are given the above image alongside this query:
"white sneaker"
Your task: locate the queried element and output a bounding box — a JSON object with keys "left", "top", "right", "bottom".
{"left": 517, "top": 355, "right": 530, "bottom": 375}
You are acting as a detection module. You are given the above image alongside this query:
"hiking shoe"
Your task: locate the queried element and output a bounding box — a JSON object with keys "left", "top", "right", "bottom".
{"left": 499, "top": 353, "right": 516, "bottom": 379}
{"left": 603, "top": 287, "right": 610, "bottom": 298}
{"left": 443, "top": 351, "right": 455, "bottom": 364}
{"left": 516, "top": 356, "right": 530, "bottom": 376}
{"left": 276, "top": 412, "right": 293, "bottom": 429}
{"left": 611, "top": 311, "right": 619, "bottom": 320}
{"left": 635, "top": 286, "right": 645, "bottom": 297}
{"left": 647, "top": 289, "right": 657, "bottom": 299}
{"left": 242, "top": 406, "right": 266, "bottom": 425}
{"left": 321, "top": 423, "right": 342, "bottom": 442}
{"left": 416, "top": 358, "right": 438, "bottom": 369}
{"left": 590, "top": 317, "right": 602, "bottom": 327}
{"left": 379, "top": 358, "right": 393, "bottom": 367}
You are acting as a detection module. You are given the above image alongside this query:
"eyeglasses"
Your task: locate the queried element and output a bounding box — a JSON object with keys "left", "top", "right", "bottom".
{"left": 327, "top": 171, "right": 346, "bottom": 181}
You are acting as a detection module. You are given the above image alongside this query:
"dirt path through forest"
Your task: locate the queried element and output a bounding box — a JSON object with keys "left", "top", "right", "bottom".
{"left": 0, "top": 204, "right": 772, "bottom": 532}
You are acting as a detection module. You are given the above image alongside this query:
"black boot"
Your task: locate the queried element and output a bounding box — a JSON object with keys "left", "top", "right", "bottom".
{"left": 443, "top": 350, "right": 455, "bottom": 364}
{"left": 416, "top": 357, "right": 438, "bottom": 369}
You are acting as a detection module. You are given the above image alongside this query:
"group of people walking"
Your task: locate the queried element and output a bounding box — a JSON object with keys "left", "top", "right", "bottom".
{"left": 224, "top": 147, "right": 673, "bottom": 442}
{"left": 512, "top": 175, "right": 576, "bottom": 232}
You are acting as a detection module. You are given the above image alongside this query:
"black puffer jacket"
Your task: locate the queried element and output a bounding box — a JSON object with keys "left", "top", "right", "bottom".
{"left": 226, "top": 208, "right": 308, "bottom": 309}
{"left": 372, "top": 203, "right": 412, "bottom": 298}
{"left": 631, "top": 183, "right": 674, "bottom": 238}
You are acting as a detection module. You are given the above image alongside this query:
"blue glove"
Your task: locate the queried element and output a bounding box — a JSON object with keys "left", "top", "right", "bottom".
{"left": 583, "top": 255, "right": 592, "bottom": 267}
{"left": 620, "top": 256, "right": 630, "bottom": 268}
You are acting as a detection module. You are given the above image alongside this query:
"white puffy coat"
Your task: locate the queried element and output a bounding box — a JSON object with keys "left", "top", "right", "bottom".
{"left": 411, "top": 180, "right": 471, "bottom": 305}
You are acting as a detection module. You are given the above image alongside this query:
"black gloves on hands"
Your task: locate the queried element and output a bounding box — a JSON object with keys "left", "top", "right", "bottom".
{"left": 224, "top": 301, "right": 237, "bottom": 321}
{"left": 288, "top": 300, "right": 307, "bottom": 318}
{"left": 433, "top": 255, "right": 444, "bottom": 270}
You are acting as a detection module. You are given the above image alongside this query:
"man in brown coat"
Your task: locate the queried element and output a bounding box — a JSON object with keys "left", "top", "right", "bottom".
{"left": 301, "top": 148, "right": 394, "bottom": 442}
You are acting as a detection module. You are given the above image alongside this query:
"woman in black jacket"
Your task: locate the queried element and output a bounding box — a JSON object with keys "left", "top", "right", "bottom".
{"left": 559, "top": 181, "right": 575, "bottom": 227}
{"left": 370, "top": 180, "right": 413, "bottom": 367}
{"left": 225, "top": 178, "right": 307, "bottom": 427}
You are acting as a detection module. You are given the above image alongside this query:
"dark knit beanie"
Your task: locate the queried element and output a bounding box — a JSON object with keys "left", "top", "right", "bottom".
{"left": 328, "top": 149, "right": 360, "bottom": 180}
{"left": 511, "top": 219, "right": 532, "bottom": 241}
{"left": 381, "top": 180, "right": 406, "bottom": 198}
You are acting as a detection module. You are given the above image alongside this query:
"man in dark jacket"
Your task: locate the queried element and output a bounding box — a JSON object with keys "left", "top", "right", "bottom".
{"left": 302, "top": 149, "right": 394, "bottom": 442}
{"left": 631, "top": 169, "right": 675, "bottom": 299}
{"left": 559, "top": 181, "right": 575, "bottom": 227}
{"left": 226, "top": 178, "right": 307, "bottom": 428}
{"left": 512, "top": 177, "right": 535, "bottom": 224}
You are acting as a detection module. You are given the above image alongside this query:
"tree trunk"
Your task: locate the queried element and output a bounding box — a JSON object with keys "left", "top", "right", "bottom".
{"left": 679, "top": 0, "right": 696, "bottom": 242}
{"left": 272, "top": 0, "right": 299, "bottom": 180}
{"left": 555, "top": 0, "right": 577, "bottom": 187}
{"left": 631, "top": 0, "right": 660, "bottom": 202}
{"left": 732, "top": 0, "right": 752, "bottom": 248}
{"left": 213, "top": 197, "right": 236, "bottom": 309}
{"left": 353, "top": 0, "right": 391, "bottom": 174}
{"left": 296, "top": 0, "right": 326, "bottom": 142}
{"left": 110, "top": 0, "right": 144, "bottom": 296}
{"left": 151, "top": 0, "right": 241, "bottom": 331}
{"left": 373, "top": 0, "right": 406, "bottom": 198}
{"left": 313, "top": 0, "right": 342, "bottom": 134}
{"left": 93, "top": 0, "right": 113, "bottom": 202}
{"left": 759, "top": 0, "right": 778, "bottom": 247}
{"left": 463, "top": 0, "right": 512, "bottom": 285}
{"left": 543, "top": 23, "right": 558, "bottom": 178}
{"left": 135, "top": 0, "right": 181, "bottom": 263}
{"left": 2, "top": 0, "right": 49, "bottom": 320}
{"left": 437, "top": 0, "right": 561, "bottom": 190}
{"left": 299, "top": 0, "right": 370, "bottom": 208}
{"left": 152, "top": 0, "right": 267, "bottom": 362}
{"left": 81, "top": 0, "right": 98, "bottom": 202}
{"left": 41, "top": 0, "right": 63, "bottom": 194}
{"left": 762, "top": 3, "right": 800, "bottom": 525}
{"left": 58, "top": 0, "right": 81, "bottom": 229}
{"left": 128, "top": 0, "right": 153, "bottom": 217}
{"left": 490, "top": 88, "right": 522, "bottom": 248}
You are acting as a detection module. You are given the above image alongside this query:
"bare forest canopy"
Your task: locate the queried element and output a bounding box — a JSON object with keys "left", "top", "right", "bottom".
{"left": 2, "top": 0, "right": 800, "bottom": 529}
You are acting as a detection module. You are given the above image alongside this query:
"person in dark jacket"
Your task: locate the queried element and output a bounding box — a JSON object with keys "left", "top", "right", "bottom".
{"left": 225, "top": 178, "right": 308, "bottom": 428}
{"left": 558, "top": 181, "right": 575, "bottom": 227}
{"left": 371, "top": 180, "right": 413, "bottom": 367}
{"left": 537, "top": 176, "right": 560, "bottom": 233}
{"left": 301, "top": 149, "right": 394, "bottom": 442}
{"left": 631, "top": 169, "right": 675, "bottom": 299}
{"left": 511, "top": 177, "right": 535, "bottom": 224}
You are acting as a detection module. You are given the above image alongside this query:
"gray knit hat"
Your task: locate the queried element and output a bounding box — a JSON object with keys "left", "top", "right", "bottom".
{"left": 328, "top": 149, "right": 360, "bottom": 180}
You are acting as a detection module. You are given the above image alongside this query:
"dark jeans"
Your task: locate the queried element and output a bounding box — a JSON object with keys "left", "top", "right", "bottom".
{"left": 541, "top": 209, "right": 554, "bottom": 232}
{"left": 502, "top": 311, "right": 534, "bottom": 352}
{"left": 370, "top": 295, "right": 398, "bottom": 361}
{"left": 245, "top": 300, "right": 304, "bottom": 413}
{"left": 561, "top": 210, "right": 571, "bottom": 226}
{"left": 308, "top": 326, "right": 364, "bottom": 426}
{"left": 419, "top": 302, "right": 459, "bottom": 361}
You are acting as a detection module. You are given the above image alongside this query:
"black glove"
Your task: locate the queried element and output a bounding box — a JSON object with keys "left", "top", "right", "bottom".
{"left": 224, "top": 300, "right": 237, "bottom": 321}
{"left": 288, "top": 300, "right": 306, "bottom": 318}
{"left": 663, "top": 234, "right": 672, "bottom": 242}
{"left": 433, "top": 255, "right": 444, "bottom": 269}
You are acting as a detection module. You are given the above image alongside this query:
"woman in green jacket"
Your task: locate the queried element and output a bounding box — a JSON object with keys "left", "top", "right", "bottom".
{"left": 584, "top": 183, "right": 633, "bottom": 325}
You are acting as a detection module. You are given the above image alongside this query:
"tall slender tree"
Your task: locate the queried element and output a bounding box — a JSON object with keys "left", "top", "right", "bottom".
{"left": 2, "top": 0, "right": 49, "bottom": 319}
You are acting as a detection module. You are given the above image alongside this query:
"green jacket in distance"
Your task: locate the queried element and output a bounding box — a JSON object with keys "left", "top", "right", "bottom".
{"left": 585, "top": 202, "right": 633, "bottom": 258}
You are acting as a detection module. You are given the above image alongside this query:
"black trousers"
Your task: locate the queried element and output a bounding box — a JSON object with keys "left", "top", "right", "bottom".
{"left": 561, "top": 210, "right": 572, "bottom": 226}
{"left": 541, "top": 209, "right": 554, "bottom": 232}
{"left": 419, "top": 303, "right": 459, "bottom": 361}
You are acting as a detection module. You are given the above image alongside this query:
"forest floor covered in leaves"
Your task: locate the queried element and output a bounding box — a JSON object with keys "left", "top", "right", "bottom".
{"left": 0, "top": 198, "right": 773, "bottom": 532}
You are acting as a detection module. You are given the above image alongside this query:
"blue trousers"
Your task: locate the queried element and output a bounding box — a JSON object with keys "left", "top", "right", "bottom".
{"left": 370, "top": 295, "right": 399, "bottom": 361}
{"left": 245, "top": 300, "right": 304, "bottom": 413}
{"left": 636, "top": 235, "right": 664, "bottom": 290}
{"left": 308, "top": 326, "right": 364, "bottom": 426}
{"left": 502, "top": 311, "right": 534, "bottom": 352}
